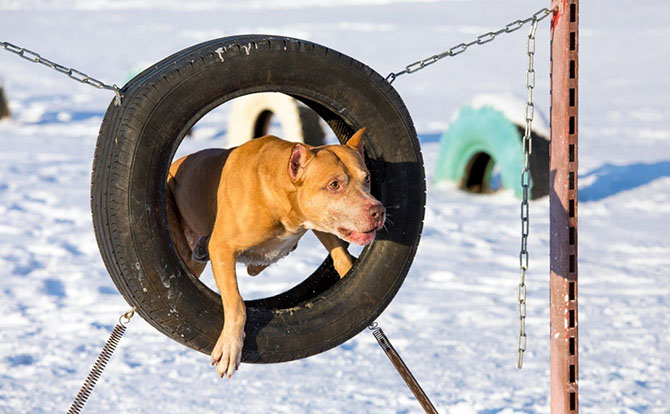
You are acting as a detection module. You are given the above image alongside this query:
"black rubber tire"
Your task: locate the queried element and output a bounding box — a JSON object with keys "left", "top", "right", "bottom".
{"left": 91, "top": 35, "right": 425, "bottom": 364}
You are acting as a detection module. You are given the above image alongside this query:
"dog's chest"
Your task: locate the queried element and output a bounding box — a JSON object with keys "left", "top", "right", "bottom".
{"left": 237, "top": 232, "right": 303, "bottom": 267}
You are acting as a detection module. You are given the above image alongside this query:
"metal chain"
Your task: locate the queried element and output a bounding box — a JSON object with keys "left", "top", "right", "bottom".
{"left": 517, "top": 16, "right": 541, "bottom": 370}
{"left": 381, "top": 5, "right": 554, "bottom": 368}
{"left": 0, "top": 41, "right": 122, "bottom": 106}
{"left": 67, "top": 307, "right": 135, "bottom": 414}
{"left": 385, "top": 7, "right": 553, "bottom": 83}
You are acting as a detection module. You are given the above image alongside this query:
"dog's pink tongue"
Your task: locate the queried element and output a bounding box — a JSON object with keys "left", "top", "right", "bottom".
{"left": 347, "top": 230, "right": 376, "bottom": 246}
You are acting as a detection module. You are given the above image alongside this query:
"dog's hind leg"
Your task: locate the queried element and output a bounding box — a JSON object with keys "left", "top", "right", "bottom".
{"left": 166, "top": 178, "right": 207, "bottom": 277}
{"left": 246, "top": 263, "right": 268, "bottom": 276}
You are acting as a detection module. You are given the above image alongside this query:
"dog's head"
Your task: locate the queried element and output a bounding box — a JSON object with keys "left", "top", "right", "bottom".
{"left": 288, "top": 128, "right": 385, "bottom": 246}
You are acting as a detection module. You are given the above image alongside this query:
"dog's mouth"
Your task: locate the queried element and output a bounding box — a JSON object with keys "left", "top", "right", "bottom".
{"left": 337, "top": 227, "right": 377, "bottom": 246}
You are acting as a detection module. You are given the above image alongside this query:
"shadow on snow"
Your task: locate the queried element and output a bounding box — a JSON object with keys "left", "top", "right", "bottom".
{"left": 580, "top": 161, "right": 670, "bottom": 201}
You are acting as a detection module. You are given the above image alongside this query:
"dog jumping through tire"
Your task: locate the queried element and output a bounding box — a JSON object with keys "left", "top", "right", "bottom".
{"left": 166, "top": 128, "right": 385, "bottom": 379}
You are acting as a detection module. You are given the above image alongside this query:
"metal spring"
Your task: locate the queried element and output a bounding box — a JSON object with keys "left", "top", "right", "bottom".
{"left": 67, "top": 323, "right": 127, "bottom": 414}
{"left": 372, "top": 328, "right": 392, "bottom": 352}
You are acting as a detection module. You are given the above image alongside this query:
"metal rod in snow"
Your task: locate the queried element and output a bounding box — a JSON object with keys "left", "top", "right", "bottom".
{"left": 370, "top": 326, "right": 439, "bottom": 414}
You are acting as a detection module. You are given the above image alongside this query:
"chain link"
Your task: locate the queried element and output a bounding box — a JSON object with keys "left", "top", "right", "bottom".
{"left": 0, "top": 41, "right": 122, "bottom": 106}
{"left": 119, "top": 306, "right": 136, "bottom": 325}
{"left": 385, "top": 7, "right": 553, "bottom": 83}
{"left": 517, "top": 16, "right": 541, "bottom": 370}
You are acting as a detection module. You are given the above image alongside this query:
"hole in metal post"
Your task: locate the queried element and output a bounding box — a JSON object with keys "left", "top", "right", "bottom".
{"left": 569, "top": 254, "right": 575, "bottom": 272}
{"left": 569, "top": 281, "right": 575, "bottom": 300}
{"left": 570, "top": 391, "right": 576, "bottom": 410}
{"left": 570, "top": 88, "right": 575, "bottom": 106}
{"left": 569, "top": 171, "right": 575, "bottom": 190}
{"left": 569, "top": 309, "right": 575, "bottom": 327}
{"left": 569, "top": 144, "right": 575, "bottom": 162}
{"left": 570, "top": 3, "right": 576, "bottom": 23}
{"left": 569, "top": 337, "right": 576, "bottom": 355}
{"left": 569, "top": 116, "right": 575, "bottom": 134}
{"left": 570, "top": 32, "right": 576, "bottom": 50}
{"left": 569, "top": 227, "right": 575, "bottom": 245}
{"left": 570, "top": 60, "right": 576, "bottom": 79}
{"left": 570, "top": 364, "right": 576, "bottom": 383}
{"left": 569, "top": 199, "right": 575, "bottom": 217}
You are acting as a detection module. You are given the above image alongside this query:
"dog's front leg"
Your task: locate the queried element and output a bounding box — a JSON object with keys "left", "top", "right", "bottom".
{"left": 209, "top": 242, "right": 246, "bottom": 379}
{"left": 314, "top": 230, "right": 354, "bottom": 277}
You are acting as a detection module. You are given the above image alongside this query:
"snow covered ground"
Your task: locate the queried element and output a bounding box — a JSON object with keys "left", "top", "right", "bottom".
{"left": 1, "top": 1, "right": 669, "bottom": 413}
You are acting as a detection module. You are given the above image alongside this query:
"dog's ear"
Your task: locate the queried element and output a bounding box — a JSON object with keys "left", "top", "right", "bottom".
{"left": 346, "top": 127, "right": 366, "bottom": 156}
{"left": 289, "top": 143, "right": 314, "bottom": 182}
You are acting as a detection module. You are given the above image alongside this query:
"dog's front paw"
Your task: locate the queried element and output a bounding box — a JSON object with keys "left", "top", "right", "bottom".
{"left": 211, "top": 328, "right": 245, "bottom": 379}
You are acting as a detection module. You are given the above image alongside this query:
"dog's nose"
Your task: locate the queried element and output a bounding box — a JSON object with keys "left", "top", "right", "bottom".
{"left": 368, "top": 204, "right": 385, "bottom": 222}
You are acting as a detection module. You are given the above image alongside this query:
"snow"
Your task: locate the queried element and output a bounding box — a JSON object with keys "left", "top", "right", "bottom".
{"left": 1, "top": 1, "right": 669, "bottom": 413}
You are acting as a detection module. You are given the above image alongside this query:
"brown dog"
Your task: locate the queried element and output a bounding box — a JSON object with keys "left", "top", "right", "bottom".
{"left": 166, "top": 128, "right": 385, "bottom": 379}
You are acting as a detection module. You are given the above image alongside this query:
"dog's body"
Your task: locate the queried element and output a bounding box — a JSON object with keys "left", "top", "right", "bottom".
{"left": 166, "top": 129, "right": 384, "bottom": 378}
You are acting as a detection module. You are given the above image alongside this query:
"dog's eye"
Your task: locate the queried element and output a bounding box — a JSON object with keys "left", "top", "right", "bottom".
{"left": 364, "top": 174, "right": 370, "bottom": 184}
{"left": 328, "top": 180, "right": 340, "bottom": 191}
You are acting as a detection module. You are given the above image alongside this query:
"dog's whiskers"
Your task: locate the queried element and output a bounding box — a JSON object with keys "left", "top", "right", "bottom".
{"left": 381, "top": 213, "right": 395, "bottom": 231}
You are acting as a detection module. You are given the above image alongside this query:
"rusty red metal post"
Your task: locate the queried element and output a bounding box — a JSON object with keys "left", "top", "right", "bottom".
{"left": 549, "top": 0, "right": 579, "bottom": 412}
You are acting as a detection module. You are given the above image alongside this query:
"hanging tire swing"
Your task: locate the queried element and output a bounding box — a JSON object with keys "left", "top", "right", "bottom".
{"left": 91, "top": 35, "right": 425, "bottom": 364}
